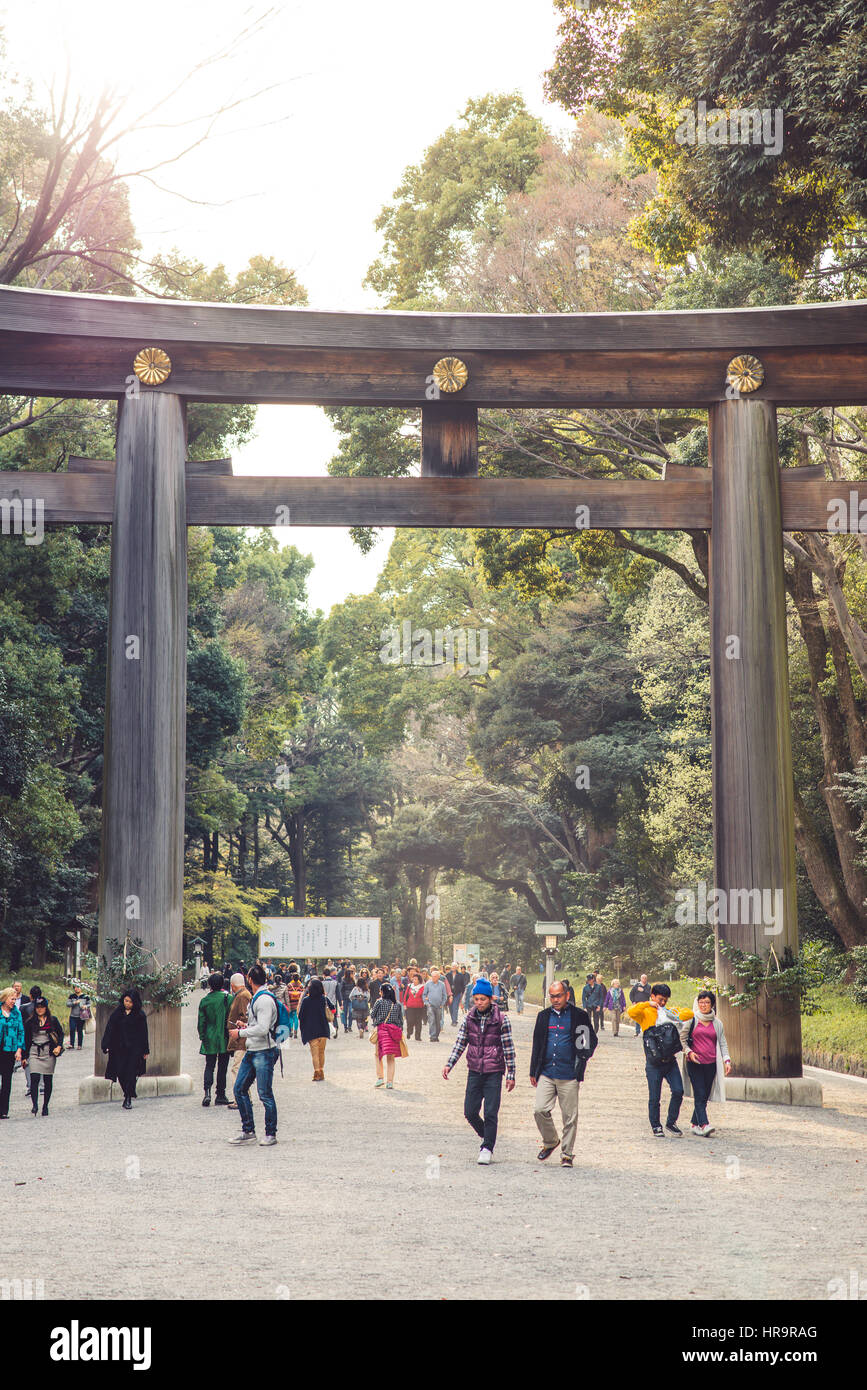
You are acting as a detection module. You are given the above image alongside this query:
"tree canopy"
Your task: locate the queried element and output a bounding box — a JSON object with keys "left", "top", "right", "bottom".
{"left": 545, "top": 0, "right": 867, "bottom": 272}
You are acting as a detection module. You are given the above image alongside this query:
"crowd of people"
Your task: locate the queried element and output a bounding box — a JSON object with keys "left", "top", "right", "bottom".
{"left": 0, "top": 959, "right": 733, "bottom": 1164}
{"left": 185, "top": 957, "right": 732, "bottom": 1160}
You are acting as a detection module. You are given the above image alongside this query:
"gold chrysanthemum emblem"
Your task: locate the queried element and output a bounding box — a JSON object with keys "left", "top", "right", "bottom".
{"left": 132, "top": 347, "right": 172, "bottom": 385}
{"left": 432, "top": 356, "right": 468, "bottom": 393}
{"left": 725, "top": 354, "right": 764, "bottom": 394}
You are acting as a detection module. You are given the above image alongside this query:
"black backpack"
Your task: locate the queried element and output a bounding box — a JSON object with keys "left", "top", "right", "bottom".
{"left": 643, "top": 1020, "right": 682, "bottom": 1066}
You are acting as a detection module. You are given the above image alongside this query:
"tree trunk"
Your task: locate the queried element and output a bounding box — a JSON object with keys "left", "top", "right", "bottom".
{"left": 288, "top": 812, "right": 306, "bottom": 913}
{"left": 238, "top": 814, "right": 248, "bottom": 885}
{"left": 422, "top": 866, "right": 438, "bottom": 952}
{"left": 793, "top": 787, "right": 867, "bottom": 950}
{"left": 825, "top": 612, "right": 867, "bottom": 765}
{"left": 787, "top": 557, "right": 867, "bottom": 944}
{"left": 32, "top": 928, "right": 46, "bottom": 970}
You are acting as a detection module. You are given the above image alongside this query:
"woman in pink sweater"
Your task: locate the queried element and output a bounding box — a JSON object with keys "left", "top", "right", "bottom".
{"left": 680, "top": 990, "right": 732, "bottom": 1136}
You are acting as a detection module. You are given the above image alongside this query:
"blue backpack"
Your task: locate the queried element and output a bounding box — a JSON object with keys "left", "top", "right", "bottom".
{"left": 250, "top": 989, "right": 293, "bottom": 1045}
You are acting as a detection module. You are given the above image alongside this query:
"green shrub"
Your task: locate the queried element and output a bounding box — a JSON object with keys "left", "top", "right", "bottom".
{"left": 850, "top": 947, "right": 867, "bottom": 1007}
{"left": 83, "top": 936, "right": 193, "bottom": 1009}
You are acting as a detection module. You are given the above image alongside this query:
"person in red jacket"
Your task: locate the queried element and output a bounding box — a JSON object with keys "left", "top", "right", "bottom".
{"left": 402, "top": 969, "right": 426, "bottom": 1041}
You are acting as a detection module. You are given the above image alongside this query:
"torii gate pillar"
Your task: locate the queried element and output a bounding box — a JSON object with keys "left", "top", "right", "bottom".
{"left": 81, "top": 391, "right": 191, "bottom": 1102}
{"left": 709, "top": 399, "right": 820, "bottom": 1104}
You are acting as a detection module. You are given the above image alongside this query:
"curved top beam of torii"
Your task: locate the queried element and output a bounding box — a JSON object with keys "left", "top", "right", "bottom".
{"left": 2, "top": 284, "right": 867, "bottom": 407}
{"left": 0, "top": 284, "right": 865, "bottom": 534}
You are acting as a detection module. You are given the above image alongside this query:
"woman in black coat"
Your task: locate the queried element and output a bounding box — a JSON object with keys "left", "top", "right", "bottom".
{"left": 298, "top": 978, "right": 330, "bottom": 1081}
{"left": 101, "top": 989, "right": 149, "bottom": 1109}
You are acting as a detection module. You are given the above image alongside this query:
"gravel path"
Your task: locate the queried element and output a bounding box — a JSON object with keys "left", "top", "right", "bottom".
{"left": 4, "top": 999, "right": 865, "bottom": 1300}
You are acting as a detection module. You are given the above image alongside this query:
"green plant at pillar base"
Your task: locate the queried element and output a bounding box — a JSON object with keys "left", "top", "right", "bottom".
{"left": 705, "top": 935, "right": 829, "bottom": 1016}
{"left": 81, "top": 936, "right": 194, "bottom": 1009}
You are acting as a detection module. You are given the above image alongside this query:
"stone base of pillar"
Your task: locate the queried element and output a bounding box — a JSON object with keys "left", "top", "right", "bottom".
{"left": 725, "top": 1076, "right": 822, "bottom": 1107}
{"left": 79, "top": 1074, "right": 192, "bottom": 1104}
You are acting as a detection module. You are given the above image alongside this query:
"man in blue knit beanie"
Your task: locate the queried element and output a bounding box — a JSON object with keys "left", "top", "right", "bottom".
{"left": 442, "top": 977, "right": 516, "bottom": 1165}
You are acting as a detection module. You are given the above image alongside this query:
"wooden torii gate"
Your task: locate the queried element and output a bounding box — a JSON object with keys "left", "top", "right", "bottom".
{"left": 3, "top": 285, "right": 867, "bottom": 1105}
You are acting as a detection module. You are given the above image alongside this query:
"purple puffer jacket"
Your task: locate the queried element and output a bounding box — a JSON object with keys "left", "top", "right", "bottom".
{"left": 465, "top": 1005, "right": 505, "bottom": 1074}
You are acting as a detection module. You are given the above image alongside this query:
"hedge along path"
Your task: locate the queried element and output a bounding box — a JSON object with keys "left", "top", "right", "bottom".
{"left": 4, "top": 997, "right": 865, "bottom": 1301}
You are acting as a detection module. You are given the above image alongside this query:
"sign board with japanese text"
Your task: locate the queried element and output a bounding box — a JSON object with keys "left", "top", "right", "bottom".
{"left": 259, "top": 917, "right": 381, "bottom": 960}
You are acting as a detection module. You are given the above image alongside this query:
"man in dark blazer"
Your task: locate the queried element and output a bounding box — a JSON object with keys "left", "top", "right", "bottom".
{"left": 529, "top": 981, "right": 597, "bottom": 1168}
{"left": 445, "top": 965, "right": 468, "bottom": 1025}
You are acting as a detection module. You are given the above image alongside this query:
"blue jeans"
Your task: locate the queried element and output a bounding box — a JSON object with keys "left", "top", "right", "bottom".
{"left": 464, "top": 1070, "right": 503, "bottom": 1151}
{"left": 69, "top": 1017, "right": 85, "bottom": 1047}
{"left": 233, "top": 1047, "right": 278, "bottom": 1136}
{"left": 514, "top": 987, "right": 525, "bottom": 1014}
{"left": 645, "top": 1058, "right": 683, "bottom": 1129}
{"left": 342, "top": 999, "right": 353, "bottom": 1031}
{"left": 449, "top": 994, "right": 460, "bottom": 1024}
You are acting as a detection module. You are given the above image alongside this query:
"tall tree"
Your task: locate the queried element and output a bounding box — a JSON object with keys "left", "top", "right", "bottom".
{"left": 545, "top": 0, "right": 867, "bottom": 271}
{"left": 365, "top": 93, "right": 547, "bottom": 309}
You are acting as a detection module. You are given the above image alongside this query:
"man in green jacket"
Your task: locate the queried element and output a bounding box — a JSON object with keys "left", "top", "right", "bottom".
{"left": 197, "top": 972, "right": 231, "bottom": 1107}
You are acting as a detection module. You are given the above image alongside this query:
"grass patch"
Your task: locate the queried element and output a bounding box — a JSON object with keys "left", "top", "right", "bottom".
{"left": 801, "top": 986, "right": 867, "bottom": 1069}
{"left": 525, "top": 972, "right": 545, "bottom": 1006}
{"left": 0, "top": 960, "right": 79, "bottom": 1026}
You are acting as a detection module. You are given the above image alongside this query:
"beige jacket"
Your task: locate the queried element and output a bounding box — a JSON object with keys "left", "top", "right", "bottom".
{"left": 227, "top": 988, "right": 251, "bottom": 1053}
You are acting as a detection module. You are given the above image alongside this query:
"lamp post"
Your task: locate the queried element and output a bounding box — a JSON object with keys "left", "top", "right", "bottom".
{"left": 534, "top": 922, "right": 567, "bottom": 1002}
{"left": 191, "top": 936, "right": 206, "bottom": 986}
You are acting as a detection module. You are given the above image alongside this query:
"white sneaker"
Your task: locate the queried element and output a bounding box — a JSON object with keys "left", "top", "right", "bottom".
{"left": 701, "top": 1124, "right": 715, "bottom": 1136}
{"left": 227, "top": 1131, "right": 257, "bottom": 1145}
{"left": 690, "top": 1123, "right": 702, "bottom": 1135}
{"left": 477, "top": 1147, "right": 493, "bottom": 1165}
{"left": 259, "top": 1134, "right": 277, "bottom": 1146}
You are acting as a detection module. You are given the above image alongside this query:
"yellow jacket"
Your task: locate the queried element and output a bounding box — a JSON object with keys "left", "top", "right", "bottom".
{"left": 626, "top": 1001, "right": 693, "bottom": 1033}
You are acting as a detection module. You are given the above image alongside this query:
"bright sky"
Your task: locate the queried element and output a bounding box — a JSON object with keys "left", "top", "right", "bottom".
{"left": 1, "top": 0, "right": 569, "bottom": 612}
